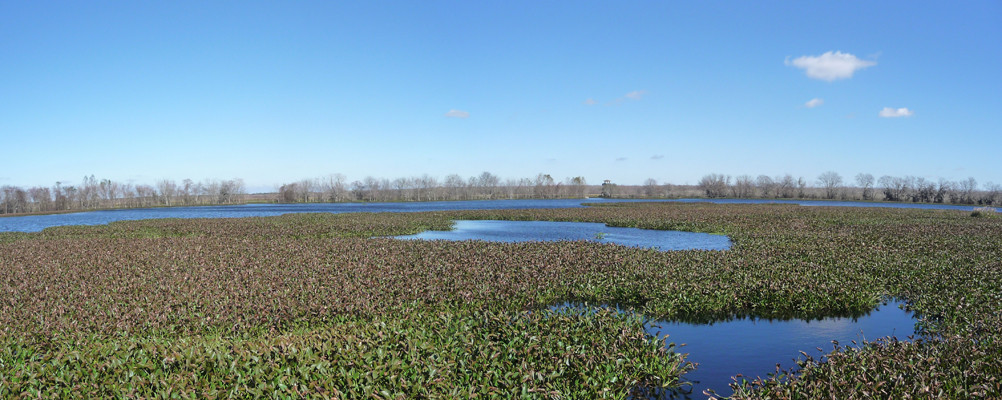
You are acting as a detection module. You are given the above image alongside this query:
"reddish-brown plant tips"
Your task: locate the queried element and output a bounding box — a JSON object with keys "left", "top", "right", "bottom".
{"left": 0, "top": 203, "right": 1000, "bottom": 398}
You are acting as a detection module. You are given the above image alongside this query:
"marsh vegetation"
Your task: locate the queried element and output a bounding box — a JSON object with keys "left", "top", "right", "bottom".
{"left": 0, "top": 203, "right": 999, "bottom": 398}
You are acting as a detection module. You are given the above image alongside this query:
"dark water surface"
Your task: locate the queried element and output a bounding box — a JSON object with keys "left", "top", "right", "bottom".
{"left": 393, "top": 220, "right": 732, "bottom": 251}
{"left": 556, "top": 301, "right": 917, "bottom": 399}
{"left": 0, "top": 198, "right": 983, "bottom": 233}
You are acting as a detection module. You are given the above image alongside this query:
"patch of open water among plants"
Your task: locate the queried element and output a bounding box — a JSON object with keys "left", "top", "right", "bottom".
{"left": 552, "top": 300, "right": 917, "bottom": 399}
{"left": 392, "top": 220, "right": 732, "bottom": 251}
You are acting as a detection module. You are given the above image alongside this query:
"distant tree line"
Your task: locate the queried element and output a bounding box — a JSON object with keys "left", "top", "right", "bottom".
{"left": 0, "top": 176, "right": 246, "bottom": 215}
{"left": 696, "top": 171, "right": 1001, "bottom": 205}
{"left": 3, "top": 170, "right": 999, "bottom": 216}
{"left": 276, "top": 172, "right": 590, "bottom": 203}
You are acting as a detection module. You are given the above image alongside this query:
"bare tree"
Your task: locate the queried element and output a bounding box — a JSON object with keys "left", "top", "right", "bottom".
{"left": 179, "top": 179, "right": 194, "bottom": 205}
{"left": 754, "top": 175, "right": 775, "bottom": 198}
{"left": 796, "top": 177, "right": 808, "bottom": 198}
{"left": 567, "top": 176, "right": 588, "bottom": 198}
{"left": 730, "top": 175, "right": 754, "bottom": 198}
{"left": 983, "top": 182, "right": 1001, "bottom": 205}
{"left": 318, "top": 173, "right": 347, "bottom": 202}
{"left": 362, "top": 176, "right": 381, "bottom": 202}
{"left": 698, "top": 174, "right": 730, "bottom": 198}
{"left": 478, "top": 171, "right": 500, "bottom": 199}
{"left": 935, "top": 178, "right": 952, "bottom": 203}
{"left": 279, "top": 183, "right": 299, "bottom": 202}
{"left": 642, "top": 178, "right": 659, "bottom": 198}
{"left": 817, "top": 171, "right": 843, "bottom": 200}
{"left": 444, "top": 174, "right": 464, "bottom": 200}
{"left": 419, "top": 174, "right": 438, "bottom": 201}
{"left": 535, "top": 173, "right": 556, "bottom": 198}
{"left": 959, "top": 177, "right": 978, "bottom": 204}
{"left": 855, "top": 173, "right": 875, "bottom": 200}
{"left": 156, "top": 179, "right": 178, "bottom": 207}
{"left": 660, "top": 182, "right": 674, "bottom": 198}
{"left": 913, "top": 177, "right": 936, "bottom": 203}
{"left": 517, "top": 178, "right": 533, "bottom": 199}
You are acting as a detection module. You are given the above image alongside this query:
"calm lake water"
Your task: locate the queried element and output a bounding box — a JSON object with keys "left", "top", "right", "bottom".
{"left": 0, "top": 198, "right": 984, "bottom": 232}
{"left": 394, "top": 220, "right": 731, "bottom": 251}
{"left": 555, "top": 301, "right": 917, "bottom": 399}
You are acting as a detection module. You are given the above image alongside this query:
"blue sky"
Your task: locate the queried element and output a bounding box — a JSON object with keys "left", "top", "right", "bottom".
{"left": 2, "top": 1, "right": 999, "bottom": 192}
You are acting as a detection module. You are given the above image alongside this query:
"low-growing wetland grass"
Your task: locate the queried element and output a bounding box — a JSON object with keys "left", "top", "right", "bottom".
{"left": 1, "top": 203, "right": 1000, "bottom": 398}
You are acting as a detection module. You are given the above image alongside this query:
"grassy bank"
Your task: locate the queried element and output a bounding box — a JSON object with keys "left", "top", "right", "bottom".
{"left": 1, "top": 203, "right": 999, "bottom": 398}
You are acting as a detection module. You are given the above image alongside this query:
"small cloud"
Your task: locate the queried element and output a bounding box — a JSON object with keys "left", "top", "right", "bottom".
{"left": 845, "top": 113, "right": 856, "bottom": 119}
{"left": 615, "top": 157, "right": 627, "bottom": 162}
{"left": 583, "top": 98, "right": 597, "bottom": 105}
{"left": 624, "top": 90, "right": 647, "bottom": 100}
{"left": 804, "top": 98, "right": 824, "bottom": 108}
{"left": 785, "top": 51, "right": 876, "bottom": 81}
{"left": 606, "top": 90, "right": 648, "bottom": 105}
{"left": 445, "top": 109, "right": 470, "bottom": 118}
{"left": 650, "top": 155, "right": 664, "bottom": 160}
{"left": 954, "top": 167, "right": 965, "bottom": 172}
{"left": 879, "top": 107, "right": 914, "bottom": 118}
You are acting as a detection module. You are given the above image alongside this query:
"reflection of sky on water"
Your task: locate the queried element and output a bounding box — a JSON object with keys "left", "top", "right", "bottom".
{"left": 646, "top": 301, "right": 916, "bottom": 398}
{"left": 394, "top": 220, "right": 731, "bottom": 251}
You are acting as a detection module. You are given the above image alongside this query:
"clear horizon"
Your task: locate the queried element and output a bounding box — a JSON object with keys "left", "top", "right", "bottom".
{"left": 3, "top": 2, "right": 1000, "bottom": 193}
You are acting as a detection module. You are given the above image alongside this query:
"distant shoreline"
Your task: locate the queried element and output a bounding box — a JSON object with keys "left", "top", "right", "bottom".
{"left": 0, "top": 195, "right": 989, "bottom": 219}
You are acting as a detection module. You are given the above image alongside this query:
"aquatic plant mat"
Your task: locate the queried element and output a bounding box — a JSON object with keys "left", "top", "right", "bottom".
{"left": 1, "top": 203, "right": 999, "bottom": 398}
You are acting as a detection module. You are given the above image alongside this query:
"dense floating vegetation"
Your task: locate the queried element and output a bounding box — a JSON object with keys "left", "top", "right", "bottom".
{"left": 0, "top": 203, "right": 999, "bottom": 398}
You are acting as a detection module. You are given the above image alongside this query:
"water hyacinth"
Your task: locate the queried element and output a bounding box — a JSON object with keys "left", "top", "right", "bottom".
{"left": 0, "top": 203, "right": 999, "bottom": 398}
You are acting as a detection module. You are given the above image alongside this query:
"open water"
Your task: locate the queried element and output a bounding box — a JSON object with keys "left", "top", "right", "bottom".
{"left": 0, "top": 197, "right": 984, "bottom": 232}
{"left": 554, "top": 301, "right": 917, "bottom": 399}
{"left": 393, "top": 220, "right": 731, "bottom": 251}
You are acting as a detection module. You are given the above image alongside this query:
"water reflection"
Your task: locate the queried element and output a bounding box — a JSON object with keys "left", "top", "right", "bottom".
{"left": 393, "top": 220, "right": 731, "bottom": 251}
{"left": 552, "top": 301, "right": 917, "bottom": 399}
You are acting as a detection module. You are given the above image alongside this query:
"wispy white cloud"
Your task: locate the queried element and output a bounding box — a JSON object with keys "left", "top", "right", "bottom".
{"left": 785, "top": 51, "right": 876, "bottom": 81}
{"left": 583, "top": 98, "right": 597, "bottom": 105}
{"left": 650, "top": 155, "right": 664, "bottom": 160}
{"left": 445, "top": 109, "right": 469, "bottom": 118}
{"left": 879, "top": 107, "right": 914, "bottom": 118}
{"left": 804, "top": 98, "right": 824, "bottom": 108}
{"left": 624, "top": 90, "right": 647, "bottom": 100}
{"left": 606, "top": 90, "right": 648, "bottom": 105}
